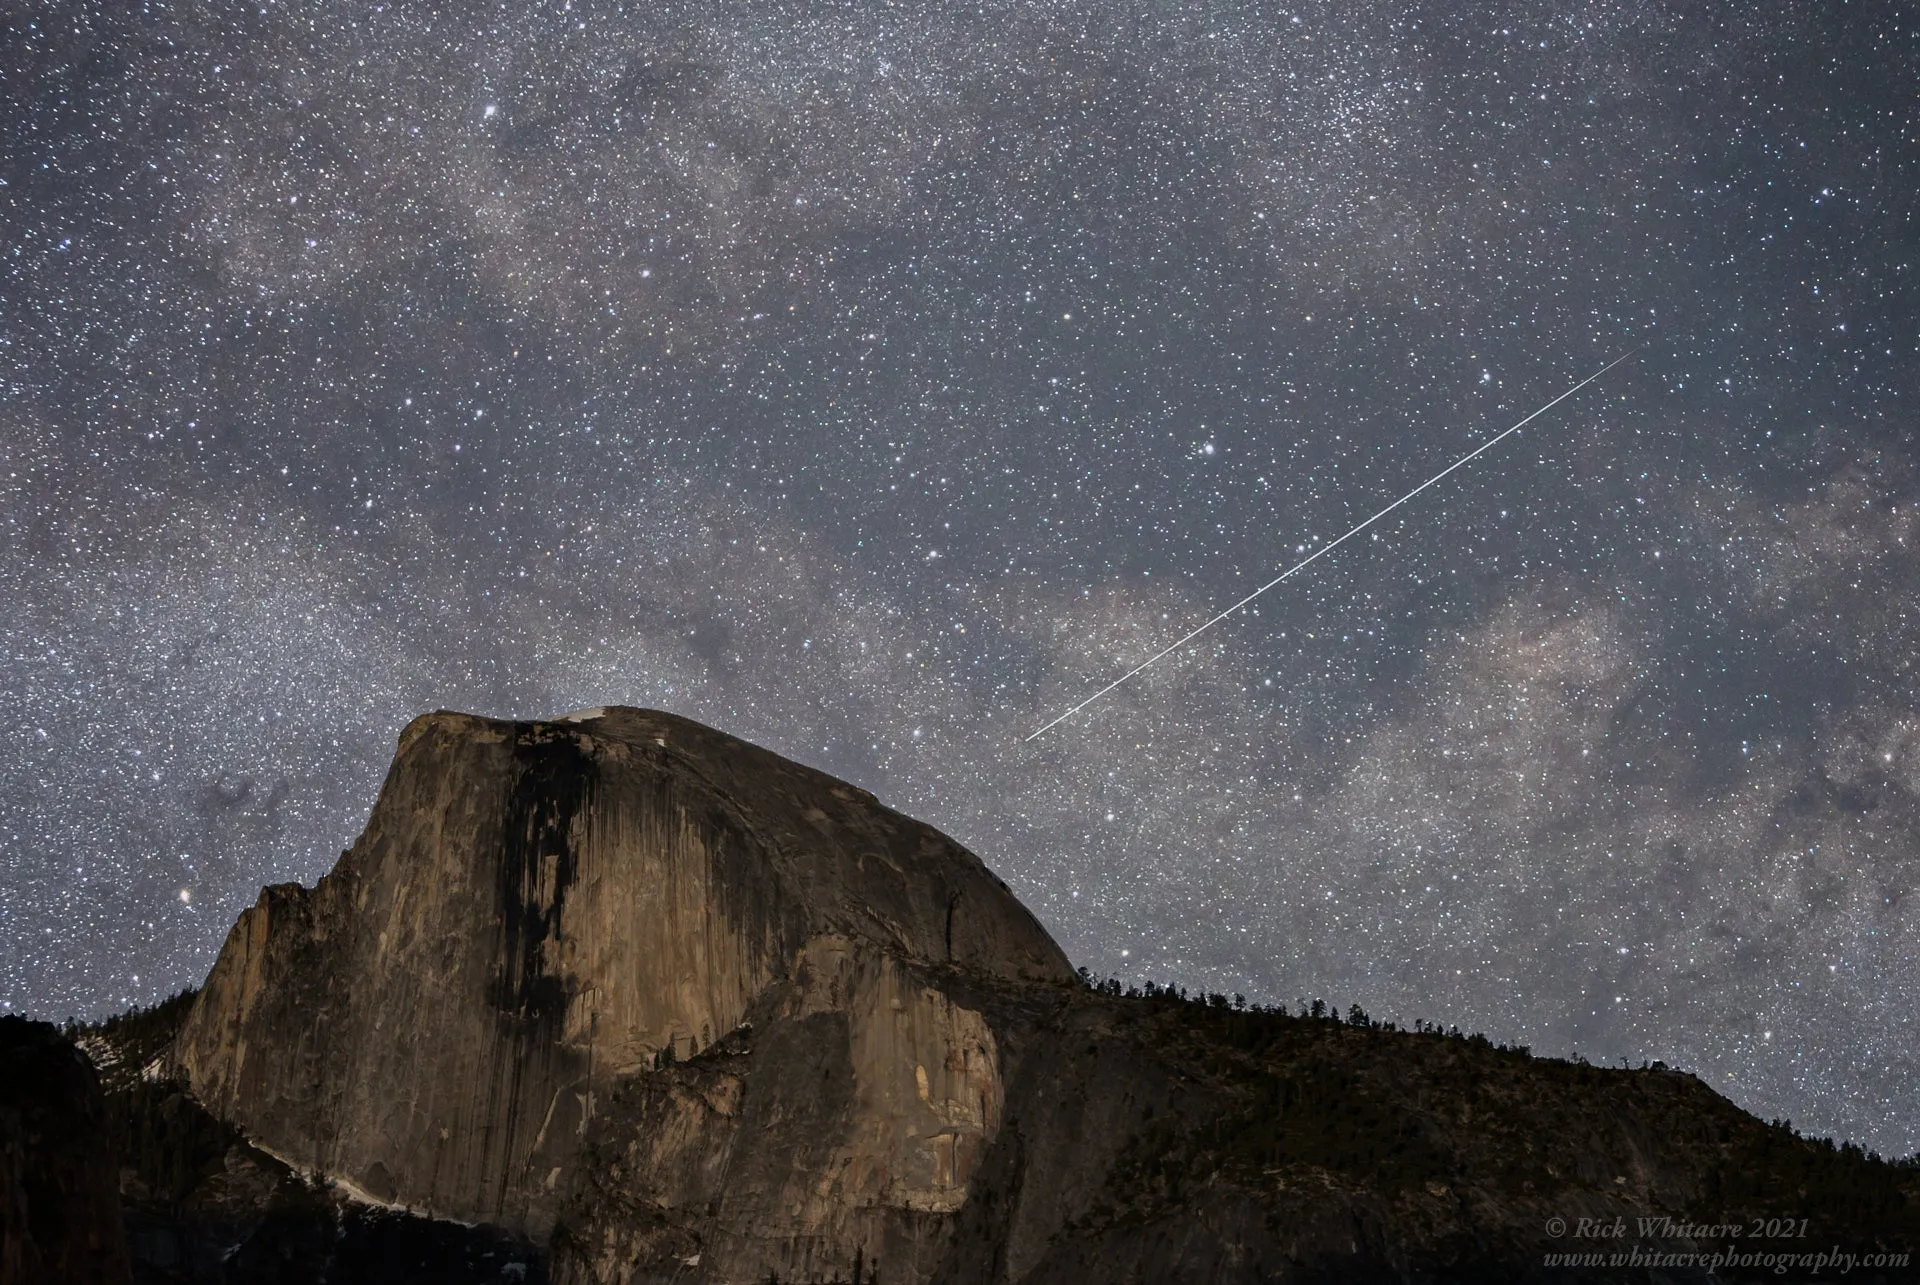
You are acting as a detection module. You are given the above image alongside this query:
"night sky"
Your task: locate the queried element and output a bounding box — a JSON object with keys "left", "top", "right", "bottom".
{"left": 4, "top": 1, "right": 1917, "bottom": 1155}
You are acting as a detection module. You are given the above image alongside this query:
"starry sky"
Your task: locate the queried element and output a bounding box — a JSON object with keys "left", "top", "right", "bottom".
{"left": 4, "top": 0, "right": 1917, "bottom": 1154}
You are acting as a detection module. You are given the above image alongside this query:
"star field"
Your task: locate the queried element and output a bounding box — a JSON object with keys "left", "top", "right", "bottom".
{"left": 3, "top": 0, "right": 1918, "bottom": 1156}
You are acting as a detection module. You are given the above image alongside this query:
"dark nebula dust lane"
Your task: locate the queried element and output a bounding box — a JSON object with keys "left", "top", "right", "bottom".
{"left": 3, "top": 1, "right": 1917, "bottom": 1156}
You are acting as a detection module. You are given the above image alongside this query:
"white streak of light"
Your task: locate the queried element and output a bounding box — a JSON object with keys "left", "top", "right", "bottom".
{"left": 1023, "top": 348, "right": 1640, "bottom": 742}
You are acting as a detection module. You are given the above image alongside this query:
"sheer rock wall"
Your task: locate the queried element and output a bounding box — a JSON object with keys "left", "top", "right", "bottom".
{"left": 170, "top": 707, "right": 1071, "bottom": 1260}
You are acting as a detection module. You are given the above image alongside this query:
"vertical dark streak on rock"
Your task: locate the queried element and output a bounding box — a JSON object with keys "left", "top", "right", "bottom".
{"left": 496, "top": 731, "right": 593, "bottom": 1024}
{"left": 485, "top": 729, "right": 596, "bottom": 1221}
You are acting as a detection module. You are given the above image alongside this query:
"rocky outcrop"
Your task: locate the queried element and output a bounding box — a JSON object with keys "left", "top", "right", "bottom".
{"left": 170, "top": 707, "right": 1071, "bottom": 1276}
{"left": 164, "top": 708, "right": 1920, "bottom": 1284}
{"left": 552, "top": 939, "right": 1022, "bottom": 1283}
{"left": 79, "top": 992, "right": 546, "bottom": 1284}
{"left": 0, "top": 1015, "right": 132, "bottom": 1285}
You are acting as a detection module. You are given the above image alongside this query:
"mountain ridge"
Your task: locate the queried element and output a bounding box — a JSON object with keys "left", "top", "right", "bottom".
{"left": 9, "top": 707, "right": 1917, "bottom": 1283}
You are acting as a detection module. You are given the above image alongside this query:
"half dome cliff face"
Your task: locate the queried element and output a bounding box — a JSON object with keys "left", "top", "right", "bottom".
{"left": 152, "top": 707, "right": 1920, "bottom": 1285}
{"left": 168, "top": 708, "right": 1073, "bottom": 1252}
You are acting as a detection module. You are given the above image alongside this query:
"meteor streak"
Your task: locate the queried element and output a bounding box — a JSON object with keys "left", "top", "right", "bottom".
{"left": 1023, "top": 348, "right": 1641, "bottom": 742}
